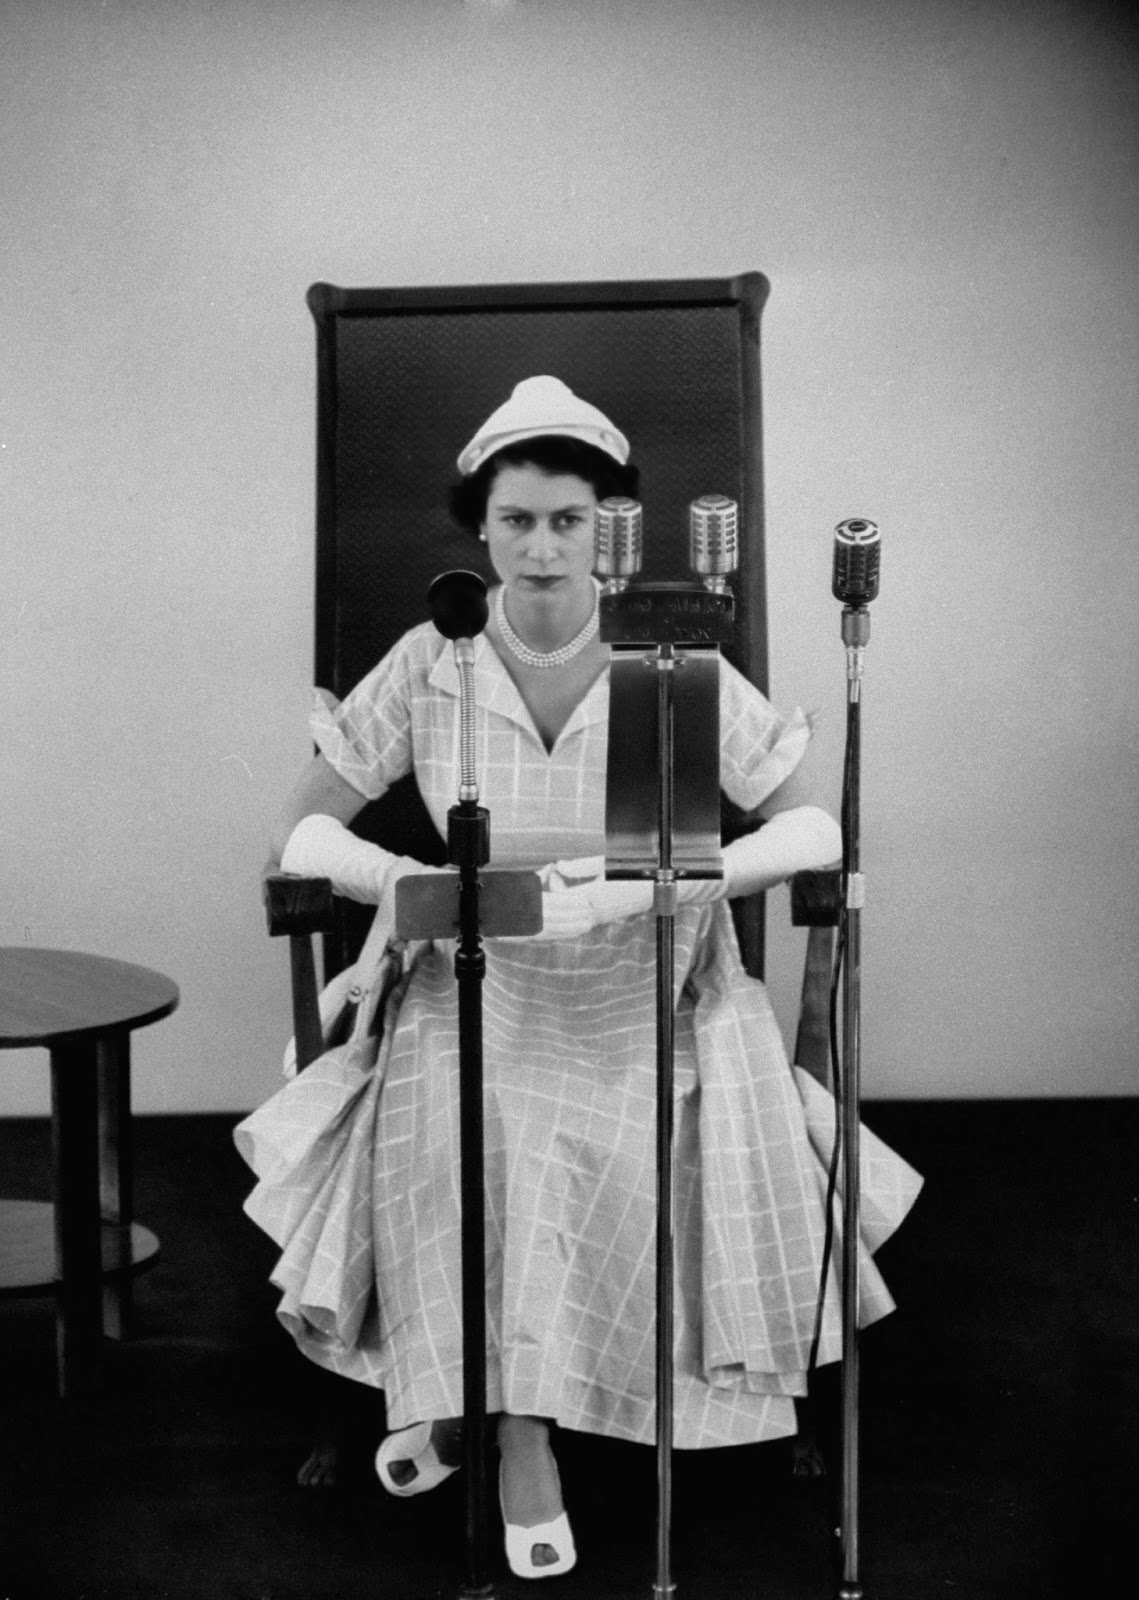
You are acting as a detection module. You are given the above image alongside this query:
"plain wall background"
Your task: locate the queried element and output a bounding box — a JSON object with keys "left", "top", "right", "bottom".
{"left": 2, "top": 0, "right": 1136, "bottom": 1115}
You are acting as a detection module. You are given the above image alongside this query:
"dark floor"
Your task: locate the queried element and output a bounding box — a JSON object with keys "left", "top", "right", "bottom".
{"left": 0, "top": 1100, "right": 1135, "bottom": 1600}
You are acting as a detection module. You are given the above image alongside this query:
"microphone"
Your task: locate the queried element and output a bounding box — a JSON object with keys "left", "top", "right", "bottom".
{"left": 428, "top": 570, "right": 488, "bottom": 802}
{"left": 595, "top": 497, "right": 643, "bottom": 592}
{"left": 689, "top": 495, "right": 738, "bottom": 592}
{"left": 832, "top": 518, "right": 880, "bottom": 608}
{"left": 428, "top": 568, "right": 489, "bottom": 641}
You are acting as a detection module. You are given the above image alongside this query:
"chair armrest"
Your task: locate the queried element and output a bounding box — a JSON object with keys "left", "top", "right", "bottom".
{"left": 263, "top": 873, "right": 336, "bottom": 938}
{"left": 263, "top": 873, "right": 337, "bottom": 1073}
{"left": 789, "top": 869, "right": 842, "bottom": 1088}
{"left": 790, "top": 868, "right": 842, "bottom": 928}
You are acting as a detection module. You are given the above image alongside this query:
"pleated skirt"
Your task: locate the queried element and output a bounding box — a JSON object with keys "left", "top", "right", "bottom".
{"left": 235, "top": 904, "right": 922, "bottom": 1448}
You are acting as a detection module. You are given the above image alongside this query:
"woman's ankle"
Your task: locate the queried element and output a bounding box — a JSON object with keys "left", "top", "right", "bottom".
{"left": 497, "top": 1412, "right": 549, "bottom": 1450}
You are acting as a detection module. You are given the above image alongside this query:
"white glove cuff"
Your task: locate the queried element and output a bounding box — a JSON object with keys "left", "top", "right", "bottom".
{"left": 280, "top": 812, "right": 396, "bottom": 905}
{"left": 586, "top": 878, "right": 654, "bottom": 923}
{"left": 676, "top": 806, "right": 842, "bottom": 903}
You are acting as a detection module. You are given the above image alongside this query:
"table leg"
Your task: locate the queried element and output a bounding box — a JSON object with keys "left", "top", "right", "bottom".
{"left": 50, "top": 1042, "right": 103, "bottom": 1398}
{"left": 97, "top": 1029, "right": 134, "bottom": 1339}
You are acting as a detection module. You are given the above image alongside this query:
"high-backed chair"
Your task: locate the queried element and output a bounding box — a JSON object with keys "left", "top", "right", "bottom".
{"left": 265, "top": 275, "right": 840, "bottom": 1077}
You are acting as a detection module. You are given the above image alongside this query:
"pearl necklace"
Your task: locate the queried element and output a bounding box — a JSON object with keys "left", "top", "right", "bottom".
{"left": 494, "top": 584, "right": 600, "bottom": 670}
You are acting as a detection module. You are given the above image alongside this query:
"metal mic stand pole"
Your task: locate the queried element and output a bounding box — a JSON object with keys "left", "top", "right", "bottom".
{"left": 446, "top": 634, "right": 496, "bottom": 1600}
{"left": 599, "top": 529, "right": 733, "bottom": 1600}
{"left": 451, "top": 776, "right": 494, "bottom": 1600}
{"left": 652, "top": 640, "right": 679, "bottom": 1600}
{"left": 412, "top": 574, "right": 495, "bottom": 1600}
{"left": 838, "top": 603, "right": 868, "bottom": 1600}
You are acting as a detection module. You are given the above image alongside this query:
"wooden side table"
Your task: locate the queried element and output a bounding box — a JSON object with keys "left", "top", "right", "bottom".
{"left": 0, "top": 948, "right": 179, "bottom": 1398}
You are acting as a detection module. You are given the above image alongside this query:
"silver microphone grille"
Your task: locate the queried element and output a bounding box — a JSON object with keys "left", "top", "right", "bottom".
{"left": 689, "top": 495, "right": 739, "bottom": 578}
{"left": 832, "top": 517, "right": 881, "bottom": 607}
{"left": 594, "top": 497, "right": 643, "bottom": 580}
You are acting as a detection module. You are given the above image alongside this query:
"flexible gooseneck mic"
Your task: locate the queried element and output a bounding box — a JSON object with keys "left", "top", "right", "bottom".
{"left": 405, "top": 570, "right": 541, "bottom": 1599}
{"left": 428, "top": 570, "right": 489, "bottom": 805}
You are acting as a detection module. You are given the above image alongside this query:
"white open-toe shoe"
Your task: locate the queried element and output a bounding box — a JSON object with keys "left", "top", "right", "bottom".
{"left": 499, "top": 1463, "right": 577, "bottom": 1579}
{"left": 374, "top": 1421, "right": 459, "bottom": 1498}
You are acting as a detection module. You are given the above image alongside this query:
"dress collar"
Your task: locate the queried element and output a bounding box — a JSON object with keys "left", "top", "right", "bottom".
{"left": 427, "top": 632, "right": 609, "bottom": 752}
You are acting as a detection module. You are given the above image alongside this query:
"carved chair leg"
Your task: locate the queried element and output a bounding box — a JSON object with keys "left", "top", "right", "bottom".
{"left": 290, "top": 934, "right": 325, "bottom": 1072}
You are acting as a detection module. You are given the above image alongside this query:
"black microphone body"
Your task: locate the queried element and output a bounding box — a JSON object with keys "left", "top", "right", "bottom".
{"left": 832, "top": 518, "right": 880, "bottom": 608}
{"left": 428, "top": 569, "right": 489, "bottom": 641}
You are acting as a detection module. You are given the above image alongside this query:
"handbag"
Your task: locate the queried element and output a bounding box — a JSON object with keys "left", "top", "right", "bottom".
{"left": 281, "top": 904, "right": 424, "bottom": 1079}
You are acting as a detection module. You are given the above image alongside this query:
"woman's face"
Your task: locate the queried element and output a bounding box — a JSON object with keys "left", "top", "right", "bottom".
{"left": 481, "top": 463, "right": 597, "bottom": 603}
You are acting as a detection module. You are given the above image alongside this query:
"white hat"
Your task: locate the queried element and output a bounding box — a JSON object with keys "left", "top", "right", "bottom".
{"left": 456, "top": 375, "right": 630, "bottom": 475}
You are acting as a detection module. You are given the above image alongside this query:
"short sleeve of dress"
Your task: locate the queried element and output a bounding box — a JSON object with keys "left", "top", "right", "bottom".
{"left": 719, "top": 655, "right": 813, "bottom": 812}
{"left": 309, "top": 634, "right": 418, "bottom": 802}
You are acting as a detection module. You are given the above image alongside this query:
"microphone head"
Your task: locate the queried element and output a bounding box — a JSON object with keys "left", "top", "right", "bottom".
{"left": 594, "top": 497, "right": 643, "bottom": 582}
{"left": 689, "top": 495, "right": 739, "bottom": 581}
{"left": 428, "top": 569, "right": 489, "bottom": 640}
{"left": 832, "top": 518, "right": 880, "bottom": 607}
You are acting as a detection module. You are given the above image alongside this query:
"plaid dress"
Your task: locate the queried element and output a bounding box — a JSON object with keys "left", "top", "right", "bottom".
{"left": 235, "top": 621, "right": 922, "bottom": 1448}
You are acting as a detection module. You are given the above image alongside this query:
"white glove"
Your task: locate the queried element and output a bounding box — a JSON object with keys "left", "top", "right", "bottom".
{"left": 280, "top": 812, "right": 447, "bottom": 906}
{"left": 534, "top": 875, "right": 654, "bottom": 940}
{"left": 675, "top": 806, "right": 842, "bottom": 902}
{"left": 541, "top": 856, "right": 606, "bottom": 890}
{"left": 530, "top": 807, "right": 840, "bottom": 939}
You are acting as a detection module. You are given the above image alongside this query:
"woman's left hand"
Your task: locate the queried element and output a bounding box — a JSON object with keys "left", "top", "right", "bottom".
{"left": 531, "top": 873, "right": 654, "bottom": 940}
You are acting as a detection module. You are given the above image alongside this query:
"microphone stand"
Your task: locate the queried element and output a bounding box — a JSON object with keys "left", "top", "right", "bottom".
{"left": 601, "top": 573, "right": 732, "bottom": 1600}
{"left": 396, "top": 572, "right": 541, "bottom": 1600}
{"left": 652, "top": 639, "right": 679, "bottom": 1600}
{"left": 837, "top": 602, "right": 868, "bottom": 1600}
{"left": 448, "top": 685, "right": 495, "bottom": 1600}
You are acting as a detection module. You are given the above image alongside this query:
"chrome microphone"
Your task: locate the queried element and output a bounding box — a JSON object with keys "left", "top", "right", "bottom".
{"left": 594, "top": 497, "right": 643, "bottom": 593}
{"left": 832, "top": 517, "right": 880, "bottom": 608}
{"left": 689, "top": 494, "right": 739, "bottom": 592}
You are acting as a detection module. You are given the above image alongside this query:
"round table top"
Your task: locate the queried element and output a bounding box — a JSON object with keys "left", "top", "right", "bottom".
{"left": 0, "top": 948, "right": 179, "bottom": 1048}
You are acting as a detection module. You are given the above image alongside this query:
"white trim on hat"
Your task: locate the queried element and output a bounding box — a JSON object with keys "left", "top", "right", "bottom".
{"left": 457, "top": 375, "right": 630, "bottom": 475}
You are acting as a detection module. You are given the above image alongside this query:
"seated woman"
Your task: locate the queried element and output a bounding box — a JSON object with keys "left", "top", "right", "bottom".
{"left": 235, "top": 375, "right": 922, "bottom": 1581}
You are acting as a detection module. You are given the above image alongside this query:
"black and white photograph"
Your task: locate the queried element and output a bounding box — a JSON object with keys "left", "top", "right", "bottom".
{"left": 2, "top": 3, "right": 1136, "bottom": 1596}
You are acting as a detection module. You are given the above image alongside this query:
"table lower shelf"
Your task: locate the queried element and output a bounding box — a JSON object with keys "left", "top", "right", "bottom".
{"left": 0, "top": 1200, "right": 159, "bottom": 1296}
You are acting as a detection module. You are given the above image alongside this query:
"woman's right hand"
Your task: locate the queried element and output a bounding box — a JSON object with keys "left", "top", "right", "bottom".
{"left": 280, "top": 813, "right": 447, "bottom": 907}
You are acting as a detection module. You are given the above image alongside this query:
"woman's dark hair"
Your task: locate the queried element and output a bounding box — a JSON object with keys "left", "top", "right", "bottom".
{"left": 448, "top": 435, "right": 640, "bottom": 537}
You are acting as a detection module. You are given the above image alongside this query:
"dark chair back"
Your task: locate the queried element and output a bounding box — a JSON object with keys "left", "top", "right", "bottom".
{"left": 306, "top": 275, "right": 771, "bottom": 973}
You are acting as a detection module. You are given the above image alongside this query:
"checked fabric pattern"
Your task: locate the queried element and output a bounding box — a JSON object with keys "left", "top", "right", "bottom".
{"left": 234, "top": 620, "right": 922, "bottom": 1448}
